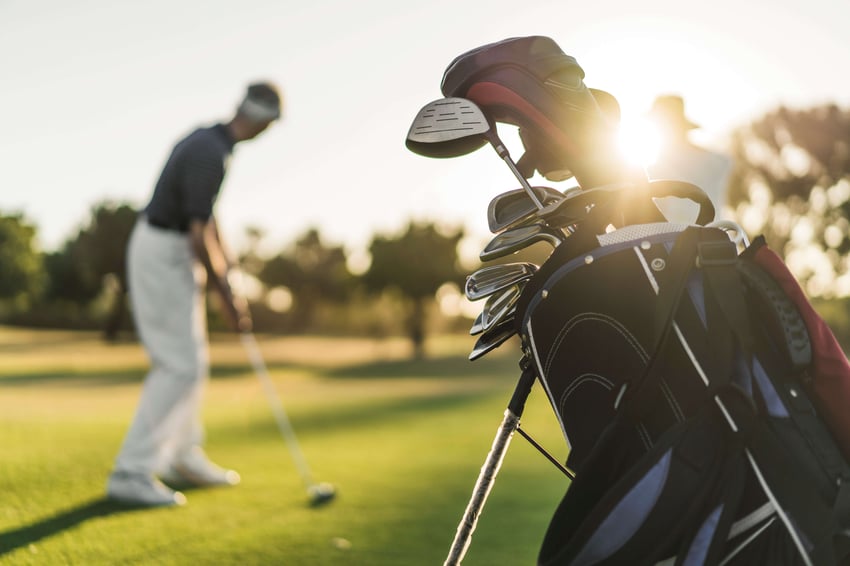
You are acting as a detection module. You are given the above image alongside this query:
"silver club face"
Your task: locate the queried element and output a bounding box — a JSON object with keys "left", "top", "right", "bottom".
{"left": 405, "top": 97, "right": 491, "bottom": 158}
{"left": 480, "top": 223, "right": 564, "bottom": 262}
{"left": 469, "top": 318, "right": 517, "bottom": 361}
{"left": 487, "top": 186, "right": 569, "bottom": 234}
{"left": 465, "top": 262, "right": 537, "bottom": 301}
{"left": 480, "top": 284, "right": 522, "bottom": 332}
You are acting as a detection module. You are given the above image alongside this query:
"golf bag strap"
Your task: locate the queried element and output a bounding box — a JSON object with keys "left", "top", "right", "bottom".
{"left": 623, "top": 228, "right": 735, "bottom": 419}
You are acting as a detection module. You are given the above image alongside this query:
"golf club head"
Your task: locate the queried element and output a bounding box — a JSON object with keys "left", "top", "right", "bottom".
{"left": 465, "top": 262, "right": 538, "bottom": 301}
{"left": 481, "top": 284, "right": 522, "bottom": 332}
{"left": 308, "top": 482, "right": 337, "bottom": 507}
{"left": 487, "top": 186, "right": 570, "bottom": 234}
{"left": 469, "top": 318, "right": 517, "bottom": 361}
{"left": 480, "top": 223, "right": 564, "bottom": 262}
{"left": 470, "top": 311, "right": 485, "bottom": 336}
{"left": 406, "top": 97, "right": 491, "bottom": 158}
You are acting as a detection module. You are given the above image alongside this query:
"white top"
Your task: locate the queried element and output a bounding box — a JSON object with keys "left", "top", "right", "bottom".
{"left": 648, "top": 144, "right": 733, "bottom": 224}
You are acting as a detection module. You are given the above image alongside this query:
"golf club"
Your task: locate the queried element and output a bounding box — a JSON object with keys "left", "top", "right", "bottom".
{"left": 487, "top": 186, "right": 570, "bottom": 234}
{"left": 469, "top": 286, "right": 521, "bottom": 337}
{"left": 407, "top": 97, "right": 545, "bottom": 210}
{"left": 464, "top": 262, "right": 537, "bottom": 301}
{"left": 480, "top": 223, "right": 564, "bottom": 263}
{"left": 469, "top": 317, "right": 518, "bottom": 361}
{"left": 444, "top": 362, "right": 536, "bottom": 565}
{"left": 480, "top": 285, "right": 522, "bottom": 332}
{"left": 240, "top": 332, "right": 336, "bottom": 507}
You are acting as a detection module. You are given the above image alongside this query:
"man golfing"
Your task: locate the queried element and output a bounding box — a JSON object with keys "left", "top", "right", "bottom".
{"left": 107, "top": 81, "right": 282, "bottom": 507}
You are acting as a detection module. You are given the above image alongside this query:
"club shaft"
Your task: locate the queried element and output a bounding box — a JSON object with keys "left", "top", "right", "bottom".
{"left": 240, "top": 332, "right": 316, "bottom": 488}
{"left": 444, "top": 409, "right": 520, "bottom": 566}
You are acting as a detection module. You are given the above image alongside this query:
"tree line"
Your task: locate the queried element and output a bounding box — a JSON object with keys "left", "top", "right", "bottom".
{"left": 4, "top": 102, "right": 850, "bottom": 351}
{"left": 0, "top": 207, "right": 466, "bottom": 357}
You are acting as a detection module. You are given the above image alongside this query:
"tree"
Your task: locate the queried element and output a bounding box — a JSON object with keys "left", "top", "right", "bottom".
{"left": 362, "top": 221, "right": 464, "bottom": 358}
{"left": 0, "top": 212, "right": 45, "bottom": 311}
{"left": 46, "top": 201, "right": 138, "bottom": 339}
{"left": 728, "top": 104, "right": 850, "bottom": 297}
{"left": 258, "top": 228, "right": 354, "bottom": 331}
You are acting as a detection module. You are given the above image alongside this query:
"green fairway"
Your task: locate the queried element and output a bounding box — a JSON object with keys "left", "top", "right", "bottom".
{"left": 0, "top": 328, "right": 570, "bottom": 565}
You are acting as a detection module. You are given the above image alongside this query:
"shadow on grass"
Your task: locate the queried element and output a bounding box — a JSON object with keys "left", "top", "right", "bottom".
{"left": 0, "top": 497, "right": 154, "bottom": 558}
{"left": 0, "top": 364, "right": 262, "bottom": 388}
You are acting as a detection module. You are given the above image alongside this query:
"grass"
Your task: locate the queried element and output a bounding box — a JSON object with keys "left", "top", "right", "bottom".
{"left": 0, "top": 328, "right": 570, "bottom": 565}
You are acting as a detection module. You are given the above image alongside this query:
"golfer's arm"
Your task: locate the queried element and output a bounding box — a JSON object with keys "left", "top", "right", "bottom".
{"left": 209, "top": 217, "right": 237, "bottom": 270}
{"left": 188, "top": 218, "right": 233, "bottom": 300}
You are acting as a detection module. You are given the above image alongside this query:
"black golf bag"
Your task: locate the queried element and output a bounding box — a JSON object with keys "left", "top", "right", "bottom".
{"left": 513, "top": 222, "right": 850, "bottom": 565}
{"left": 412, "top": 34, "right": 850, "bottom": 566}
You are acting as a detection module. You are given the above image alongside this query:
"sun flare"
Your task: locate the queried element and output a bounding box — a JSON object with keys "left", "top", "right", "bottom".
{"left": 617, "top": 117, "right": 661, "bottom": 169}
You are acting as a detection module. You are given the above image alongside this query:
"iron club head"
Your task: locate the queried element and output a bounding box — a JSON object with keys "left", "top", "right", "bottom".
{"left": 465, "top": 262, "right": 537, "bottom": 301}
{"left": 487, "top": 186, "right": 570, "bottom": 234}
{"left": 480, "top": 223, "right": 564, "bottom": 263}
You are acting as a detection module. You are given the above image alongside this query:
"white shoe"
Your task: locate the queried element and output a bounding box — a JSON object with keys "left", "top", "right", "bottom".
{"left": 107, "top": 471, "right": 187, "bottom": 507}
{"left": 159, "top": 447, "right": 240, "bottom": 488}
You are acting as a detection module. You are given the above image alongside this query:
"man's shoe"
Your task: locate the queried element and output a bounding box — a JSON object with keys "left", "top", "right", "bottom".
{"left": 107, "top": 471, "right": 187, "bottom": 507}
{"left": 159, "top": 447, "right": 240, "bottom": 489}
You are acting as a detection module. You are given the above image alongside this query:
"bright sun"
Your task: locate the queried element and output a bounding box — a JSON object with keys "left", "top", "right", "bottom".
{"left": 617, "top": 117, "right": 661, "bottom": 169}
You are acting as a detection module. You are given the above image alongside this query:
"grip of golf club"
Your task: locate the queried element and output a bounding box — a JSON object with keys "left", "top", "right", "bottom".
{"left": 444, "top": 409, "right": 520, "bottom": 566}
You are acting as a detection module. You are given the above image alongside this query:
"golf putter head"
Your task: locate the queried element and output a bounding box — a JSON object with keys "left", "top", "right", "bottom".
{"left": 480, "top": 223, "right": 564, "bottom": 263}
{"left": 487, "top": 186, "right": 571, "bottom": 234}
{"left": 406, "top": 97, "right": 492, "bottom": 158}
{"left": 465, "top": 262, "right": 537, "bottom": 301}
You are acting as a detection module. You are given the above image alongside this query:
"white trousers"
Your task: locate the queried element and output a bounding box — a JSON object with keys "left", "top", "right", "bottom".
{"left": 113, "top": 219, "right": 209, "bottom": 476}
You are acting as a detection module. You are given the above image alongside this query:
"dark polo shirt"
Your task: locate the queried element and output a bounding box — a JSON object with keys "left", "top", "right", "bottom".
{"left": 145, "top": 123, "right": 235, "bottom": 232}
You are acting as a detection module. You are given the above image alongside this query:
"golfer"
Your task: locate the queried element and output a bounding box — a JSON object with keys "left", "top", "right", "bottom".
{"left": 647, "top": 94, "right": 733, "bottom": 224}
{"left": 107, "top": 82, "right": 282, "bottom": 506}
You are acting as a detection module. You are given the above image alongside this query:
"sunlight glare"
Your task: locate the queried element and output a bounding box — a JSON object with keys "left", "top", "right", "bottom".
{"left": 617, "top": 117, "right": 660, "bottom": 169}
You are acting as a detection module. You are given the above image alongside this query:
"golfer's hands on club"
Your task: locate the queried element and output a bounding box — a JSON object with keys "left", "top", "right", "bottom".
{"left": 189, "top": 218, "right": 253, "bottom": 334}
{"left": 222, "top": 271, "right": 253, "bottom": 333}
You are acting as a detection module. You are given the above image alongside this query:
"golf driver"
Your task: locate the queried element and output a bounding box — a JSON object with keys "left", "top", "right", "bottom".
{"left": 240, "top": 332, "right": 336, "bottom": 506}
{"left": 407, "top": 97, "right": 545, "bottom": 210}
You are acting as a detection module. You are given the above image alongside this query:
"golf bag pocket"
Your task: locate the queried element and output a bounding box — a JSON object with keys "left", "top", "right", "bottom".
{"left": 520, "top": 224, "right": 710, "bottom": 470}
{"left": 537, "top": 405, "right": 745, "bottom": 566}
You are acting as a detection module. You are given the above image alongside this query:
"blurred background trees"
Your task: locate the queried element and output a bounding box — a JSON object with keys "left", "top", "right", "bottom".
{"left": 362, "top": 221, "right": 465, "bottom": 358}
{"left": 0, "top": 213, "right": 45, "bottom": 312}
{"left": 729, "top": 105, "right": 850, "bottom": 295}
{"left": 5, "top": 101, "right": 850, "bottom": 351}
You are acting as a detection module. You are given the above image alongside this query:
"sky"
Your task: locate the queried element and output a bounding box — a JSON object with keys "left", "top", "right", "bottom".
{"left": 3, "top": 0, "right": 850, "bottom": 265}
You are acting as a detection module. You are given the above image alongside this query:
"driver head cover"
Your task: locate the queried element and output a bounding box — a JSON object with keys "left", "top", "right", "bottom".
{"left": 440, "top": 36, "right": 624, "bottom": 189}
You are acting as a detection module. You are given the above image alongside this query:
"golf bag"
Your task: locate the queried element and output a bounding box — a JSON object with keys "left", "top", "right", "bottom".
{"left": 515, "top": 222, "right": 850, "bottom": 565}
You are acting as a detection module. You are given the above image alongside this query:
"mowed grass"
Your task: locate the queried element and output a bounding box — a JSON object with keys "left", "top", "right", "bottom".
{"left": 0, "top": 327, "right": 570, "bottom": 565}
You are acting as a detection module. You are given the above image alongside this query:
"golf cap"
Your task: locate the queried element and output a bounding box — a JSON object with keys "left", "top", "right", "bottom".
{"left": 238, "top": 81, "right": 282, "bottom": 122}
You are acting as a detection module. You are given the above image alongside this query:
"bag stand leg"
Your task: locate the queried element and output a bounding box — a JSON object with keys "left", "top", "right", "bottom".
{"left": 444, "top": 363, "right": 537, "bottom": 566}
